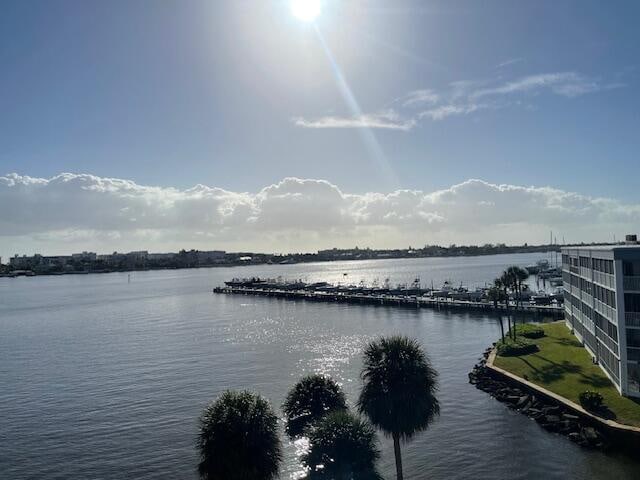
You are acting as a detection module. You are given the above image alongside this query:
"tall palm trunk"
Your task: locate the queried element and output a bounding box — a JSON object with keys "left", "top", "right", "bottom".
{"left": 393, "top": 432, "right": 403, "bottom": 480}
{"left": 503, "top": 286, "right": 512, "bottom": 339}
{"left": 498, "top": 317, "right": 505, "bottom": 342}
{"left": 518, "top": 280, "right": 523, "bottom": 309}
{"left": 518, "top": 280, "right": 524, "bottom": 330}
{"left": 514, "top": 281, "right": 520, "bottom": 337}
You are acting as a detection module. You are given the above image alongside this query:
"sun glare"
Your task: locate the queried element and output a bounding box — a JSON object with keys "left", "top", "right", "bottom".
{"left": 290, "top": 0, "right": 321, "bottom": 22}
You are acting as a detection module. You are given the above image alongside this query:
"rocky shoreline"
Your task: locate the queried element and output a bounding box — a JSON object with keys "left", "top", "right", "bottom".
{"left": 469, "top": 347, "right": 609, "bottom": 450}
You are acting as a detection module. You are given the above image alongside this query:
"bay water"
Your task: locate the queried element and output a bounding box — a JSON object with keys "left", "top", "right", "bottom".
{"left": 1, "top": 253, "right": 638, "bottom": 479}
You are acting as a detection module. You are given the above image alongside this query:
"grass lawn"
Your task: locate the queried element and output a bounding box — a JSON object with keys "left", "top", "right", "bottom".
{"left": 494, "top": 321, "right": 640, "bottom": 427}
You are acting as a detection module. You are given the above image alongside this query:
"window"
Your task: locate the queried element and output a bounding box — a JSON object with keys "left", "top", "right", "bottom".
{"left": 594, "top": 284, "right": 616, "bottom": 309}
{"left": 623, "top": 261, "right": 640, "bottom": 277}
{"left": 625, "top": 293, "right": 640, "bottom": 313}
{"left": 579, "top": 277, "right": 592, "bottom": 295}
{"left": 592, "top": 258, "right": 614, "bottom": 274}
{"left": 626, "top": 329, "right": 640, "bottom": 348}
{"left": 595, "top": 311, "right": 618, "bottom": 341}
{"left": 628, "top": 349, "right": 640, "bottom": 363}
{"left": 628, "top": 364, "right": 640, "bottom": 393}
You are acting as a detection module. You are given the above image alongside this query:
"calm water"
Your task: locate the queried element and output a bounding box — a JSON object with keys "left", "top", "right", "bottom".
{"left": 1, "top": 253, "right": 638, "bottom": 479}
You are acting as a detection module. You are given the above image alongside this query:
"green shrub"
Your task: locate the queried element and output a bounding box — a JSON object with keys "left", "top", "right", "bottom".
{"left": 496, "top": 338, "right": 539, "bottom": 356}
{"left": 514, "top": 323, "right": 545, "bottom": 339}
{"left": 515, "top": 323, "right": 544, "bottom": 338}
{"left": 579, "top": 390, "right": 604, "bottom": 411}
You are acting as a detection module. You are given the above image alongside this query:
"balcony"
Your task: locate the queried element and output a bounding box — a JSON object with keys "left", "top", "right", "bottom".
{"left": 626, "top": 312, "right": 640, "bottom": 327}
{"left": 593, "top": 271, "right": 615, "bottom": 289}
{"left": 624, "top": 276, "right": 640, "bottom": 291}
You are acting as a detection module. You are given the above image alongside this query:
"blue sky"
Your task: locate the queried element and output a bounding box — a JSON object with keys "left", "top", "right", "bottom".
{"left": 1, "top": 1, "right": 639, "bottom": 256}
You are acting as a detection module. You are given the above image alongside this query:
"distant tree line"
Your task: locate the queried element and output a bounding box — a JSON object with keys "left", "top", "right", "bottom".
{"left": 1, "top": 243, "right": 567, "bottom": 276}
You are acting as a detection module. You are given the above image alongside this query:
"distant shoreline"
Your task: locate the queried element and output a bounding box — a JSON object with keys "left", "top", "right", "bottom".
{"left": 0, "top": 246, "right": 565, "bottom": 278}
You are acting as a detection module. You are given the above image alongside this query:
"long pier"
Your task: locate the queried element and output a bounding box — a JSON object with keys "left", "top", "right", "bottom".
{"left": 213, "top": 286, "right": 564, "bottom": 319}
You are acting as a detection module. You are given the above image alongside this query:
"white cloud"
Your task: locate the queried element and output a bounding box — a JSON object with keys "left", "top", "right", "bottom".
{"left": 1, "top": 173, "right": 639, "bottom": 257}
{"left": 293, "top": 71, "right": 621, "bottom": 131}
{"left": 471, "top": 72, "right": 602, "bottom": 99}
{"left": 293, "top": 111, "right": 414, "bottom": 131}
{"left": 418, "top": 103, "right": 486, "bottom": 121}
{"left": 496, "top": 58, "right": 524, "bottom": 69}
{"left": 401, "top": 89, "right": 440, "bottom": 107}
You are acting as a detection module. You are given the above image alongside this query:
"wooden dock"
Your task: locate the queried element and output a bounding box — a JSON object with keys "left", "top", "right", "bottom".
{"left": 213, "top": 286, "right": 565, "bottom": 319}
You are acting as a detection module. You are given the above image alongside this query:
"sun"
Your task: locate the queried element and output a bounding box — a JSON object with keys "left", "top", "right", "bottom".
{"left": 290, "top": 0, "right": 321, "bottom": 22}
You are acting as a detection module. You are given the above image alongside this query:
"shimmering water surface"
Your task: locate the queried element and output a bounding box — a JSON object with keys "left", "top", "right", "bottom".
{"left": 1, "top": 253, "right": 639, "bottom": 479}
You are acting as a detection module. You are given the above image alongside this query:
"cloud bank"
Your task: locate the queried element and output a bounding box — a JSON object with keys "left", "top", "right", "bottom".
{"left": 294, "top": 71, "right": 623, "bottom": 131}
{"left": 1, "top": 173, "right": 638, "bottom": 257}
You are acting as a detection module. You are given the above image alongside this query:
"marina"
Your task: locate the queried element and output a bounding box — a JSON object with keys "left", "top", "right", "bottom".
{"left": 214, "top": 278, "right": 564, "bottom": 318}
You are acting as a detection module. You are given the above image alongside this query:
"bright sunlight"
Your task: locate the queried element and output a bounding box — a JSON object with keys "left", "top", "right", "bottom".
{"left": 290, "top": 0, "right": 321, "bottom": 22}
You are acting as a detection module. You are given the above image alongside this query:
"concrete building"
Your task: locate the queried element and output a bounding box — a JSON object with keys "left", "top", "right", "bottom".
{"left": 71, "top": 251, "right": 97, "bottom": 262}
{"left": 147, "top": 252, "right": 176, "bottom": 261}
{"left": 562, "top": 235, "right": 640, "bottom": 398}
{"left": 10, "top": 254, "right": 37, "bottom": 268}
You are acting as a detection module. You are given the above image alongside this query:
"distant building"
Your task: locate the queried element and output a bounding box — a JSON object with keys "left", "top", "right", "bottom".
{"left": 196, "top": 250, "right": 226, "bottom": 264}
{"left": 43, "top": 255, "right": 71, "bottom": 267}
{"left": 562, "top": 236, "right": 640, "bottom": 398}
{"left": 10, "top": 254, "right": 35, "bottom": 269}
{"left": 9, "top": 254, "right": 71, "bottom": 271}
{"left": 71, "top": 251, "right": 97, "bottom": 262}
{"left": 147, "top": 252, "right": 176, "bottom": 261}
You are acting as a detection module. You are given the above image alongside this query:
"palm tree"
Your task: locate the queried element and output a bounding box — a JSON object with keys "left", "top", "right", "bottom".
{"left": 506, "top": 266, "right": 530, "bottom": 336}
{"left": 488, "top": 283, "right": 500, "bottom": 309}
{"left": 282, "top": 374, "right": 347, "bottom": 437}
{"left": 358, "top": 336, "right": 439, "bottom": 480}
{"left": 198, "top": 390, "right": 282, "bottom": 480}
{"left": 487, "top": 284, "right": 505, "bottom": 342}
{"left": 499, "top": 271, "right": 514, "bottom": 339}
{"left": 506, "top": 266, "right": 519, "bottom": 307}
{"left": 303, "top": 410, "right": 381, "bottom": 480}
{"left": 514, "top": 266, "right": 529, "bottom": 310}
{"left": 498, "top": 271, "right": 511, "bottom": 308}
{"left": 506, "top": 266, "right": 529, "bottom": 309}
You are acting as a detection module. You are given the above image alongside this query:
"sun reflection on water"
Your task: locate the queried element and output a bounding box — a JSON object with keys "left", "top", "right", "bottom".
{"left": 290, "top": 334, "right": 373, "bottom": 384}
{"left": 289, "top": 436, "right": 311, "bottom": 480}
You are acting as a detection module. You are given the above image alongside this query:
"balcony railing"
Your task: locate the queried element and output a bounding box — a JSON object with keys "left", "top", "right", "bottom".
{"left": 593, "top": 271, "right": 615, "bottom": 289}
{"left": 626, "top": 312, "right": 640, "bottom": 327}
{"left": 624, "top": 276, "right": 640, "bottom": 291}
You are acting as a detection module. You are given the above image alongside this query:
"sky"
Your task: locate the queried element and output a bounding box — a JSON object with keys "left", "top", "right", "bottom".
{"left": 1, "top": 0, "right": 639, "bottom": 258}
